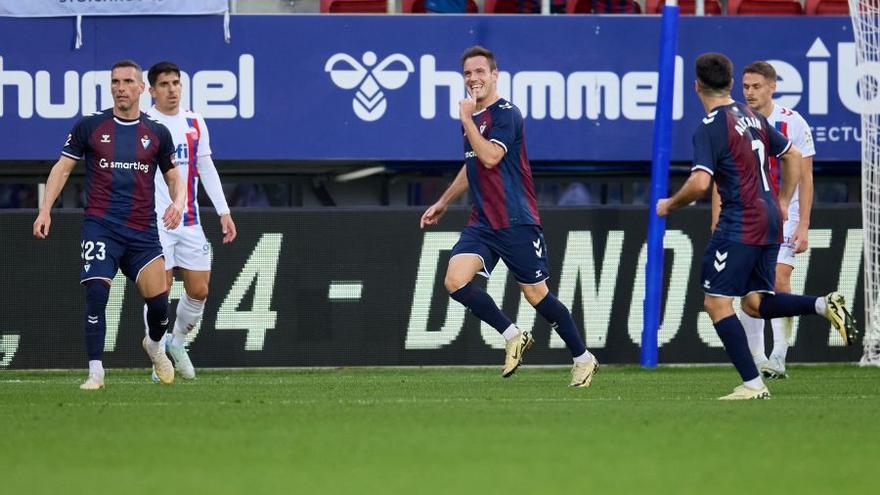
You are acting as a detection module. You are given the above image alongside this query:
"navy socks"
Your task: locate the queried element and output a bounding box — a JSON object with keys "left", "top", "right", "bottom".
{"left": 450, "top": 282, "right": 513, "bottom": 334}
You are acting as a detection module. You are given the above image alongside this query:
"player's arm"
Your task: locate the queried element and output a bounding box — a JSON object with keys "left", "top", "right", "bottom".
{"left": 162, "top": 164, "right": 185, "bottom": 230}
{"left": 33, "top": 155, "right": 78, "bottom": 239}
{"left": 459, "top": 94, "right": 504, "bottom": 168}
{"left": 656, "top": 170, "right": 712, "bottom": 217}
{"left": 710, "top": 183, "right": 721, "bottom": 233}
{"left": 198, "top": 154, "right": 236, "bottom": 243}
{"left": 420, "top": 164, "right": 468, "bottom": 228}
{"left": 778, "top": 143, "right": 802, "bottom": 221}
{"left": 462, "top": 119, "right": 504, "bottom": 168}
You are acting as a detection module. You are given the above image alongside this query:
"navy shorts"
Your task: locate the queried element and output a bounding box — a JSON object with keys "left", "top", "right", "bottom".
{"left": 701, "top": 235, "right": 778, "bottom": 297}
{"left": 450, "top": 225, "right": 550, "bottom": 285}
{"left": 79, "top": 216, "right": 163, "bottom": 284}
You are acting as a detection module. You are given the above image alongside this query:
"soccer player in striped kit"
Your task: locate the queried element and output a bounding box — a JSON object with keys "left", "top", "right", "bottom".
{"left": 420, "top": 46, "right": 599, "bottom": 387}
{"left": 33, "top": 60, "right": 184, "bottom": 389}
{"left": 144, "top": 61, "right": 237, "bottom": 380}
{"left": 657, "top": 53, "right": 857, "bottom": 400}
{"left": 736, "top": 61, "right": 839, "bottom": 378}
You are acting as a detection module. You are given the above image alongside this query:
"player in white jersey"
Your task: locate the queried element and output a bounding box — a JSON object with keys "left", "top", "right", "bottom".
{"left": 144, "top": 61, "right": 238, "bottom": 379}
{"left": 713, "top": 61, "right": 818, "bottom": 378}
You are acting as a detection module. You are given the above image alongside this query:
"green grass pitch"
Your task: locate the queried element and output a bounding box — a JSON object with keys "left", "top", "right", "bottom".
{"left": 1, "top": 365, "right": 877, "bottom": 495}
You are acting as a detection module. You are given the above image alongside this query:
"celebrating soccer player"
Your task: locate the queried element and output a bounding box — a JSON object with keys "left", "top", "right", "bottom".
{"left": 33, "top": 60, "right": 184, "bottom": 389}
{"left": 144, "top": 61, "right": 238, "bottom": 381}
{"left": 420, "top": 46, "right": 599, "bottom": 387}
{"left": 656, "top": 53, "right": 858, "bottom": 400}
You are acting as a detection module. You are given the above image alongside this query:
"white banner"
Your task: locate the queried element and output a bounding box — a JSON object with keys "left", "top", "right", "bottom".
{"left": 0, "top": 0, "right": 228, "bottom": 17}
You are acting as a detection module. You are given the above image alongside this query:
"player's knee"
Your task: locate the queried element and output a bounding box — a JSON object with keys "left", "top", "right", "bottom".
{"left": 741, "top": 298, "right": 762, "bottom": 318}
{"left": 444, "top": 274, "right": 470, "bottom": 293}
{"left": 186, "top": 285, "right": 209, "bottom": 301}
{"left": 521, "top": 285, "right": 549, "bottom": 307}
{"left": 84, "top": 280, "right": 110, "bottom": 311}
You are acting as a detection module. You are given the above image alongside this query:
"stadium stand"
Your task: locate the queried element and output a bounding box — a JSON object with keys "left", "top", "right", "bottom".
{"left": 566, "top": 0, "right": 642, "bottom": 12}
{"left": 729, "top": 0, "right": 805, "bottom": 15}
{"left": 805, "top": 0, "right": 850, "bottom": 14}
{"left": 403, "top": 0, "right": 481, "bottom": 12}
{"left": 644, "top": 0, "right": 722, "bottom": 14}
{"left": 320, "top": 0, "right": 388, "bottom": 13}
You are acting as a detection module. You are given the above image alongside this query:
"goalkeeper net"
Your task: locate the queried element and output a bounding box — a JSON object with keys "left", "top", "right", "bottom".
{"left": 849, "top": 0, "right": 880, "bottom": 366}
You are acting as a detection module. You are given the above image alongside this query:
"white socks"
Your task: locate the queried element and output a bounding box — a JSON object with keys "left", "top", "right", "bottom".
{"left": 744, "top": 376, "right": 765, "bottom": 390}
{"left": 501, "top": 324, "right": 519, "bottom": 341}
{"left": 88, "top": 360, "right": 104, "bottom": 378}
{"left": 740, "top": 313, "right": 766, "bottom": 360}
{"left": 573, "top": 349, "right": 594, "bottom": 364}
{"left": 172, "top": 292, "right": 205, "bottom": 347}
{"left": 770, "top": 317, "right": 792, "bottom": 360}
{"left": 815, "top": 296, "right": 828, "bottom": 315}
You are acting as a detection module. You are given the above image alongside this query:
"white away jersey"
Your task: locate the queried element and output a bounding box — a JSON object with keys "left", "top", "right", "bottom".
{"left": 768, "top": 105, "right": 815, "bottom": 220}
{"left": 147, "top": 106, "right": 212, "bottom": 228}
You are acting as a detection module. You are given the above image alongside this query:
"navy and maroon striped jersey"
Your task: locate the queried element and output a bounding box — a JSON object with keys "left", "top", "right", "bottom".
{"left": 464, "top": 98, "right": 540, "bottom": 230}
{"left": 61, "top": 109, "right": 175, "bottom": 231}
{"left": 692, "top": 102, "right": 791, "bottom": 246}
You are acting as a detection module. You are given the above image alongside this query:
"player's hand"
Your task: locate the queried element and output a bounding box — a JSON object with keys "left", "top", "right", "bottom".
{"left": 163, "top": 203, "right": 183, "bottom": 230}
{"left": 656, "top": 198, "right": 671, "bottom": 218}
{"left": 33, "top": 210, "right": 51, "bottom": 239}
{"left": 792, "top": 222, "right": 809, "bottom": 253}
{"left": 779, "top": 201, "right": 789, "bottom": 223}
{"left": 459, "top": 90, "right": 477, "bottom": 122}
{"left": 420, "top": 202, "right": 448, "bottom": 228}
{"left": 220, "top": 213, "right": 237, "bottom": 244}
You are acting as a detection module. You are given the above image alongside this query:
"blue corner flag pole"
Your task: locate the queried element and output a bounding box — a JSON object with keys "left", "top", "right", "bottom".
{"left": 641, "top": 2, "right": 679, "bottom": 368}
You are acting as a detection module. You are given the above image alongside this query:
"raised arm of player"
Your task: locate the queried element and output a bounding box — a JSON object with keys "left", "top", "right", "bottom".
{"left": 33, "top": 155, "right": 78, "bottom": 239}
{"left": 777, "top": 144, "right": 803, "bottom": 223}
{"left": 420, "top": 164, "right": 469, "bottom": 229}
{"left": 162, "top": 167, "right": 185, "bottom": 230}
{"left": 460, "top": 95, "right": 504, "bottom": 168}
{"left": 656, "top": 170, "right": 712, "bottom": 218}
{"left": 198, "top": 154, "right": 236, "bottom": 243}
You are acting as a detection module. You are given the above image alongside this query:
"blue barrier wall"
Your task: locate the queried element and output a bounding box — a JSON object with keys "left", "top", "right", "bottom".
{"left": 0, "top": 15, "right": 860, "bottom": 162}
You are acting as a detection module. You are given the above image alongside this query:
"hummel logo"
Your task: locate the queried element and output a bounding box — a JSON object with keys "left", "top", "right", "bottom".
{"left": 533, "top": 239, "right": 543, "bottom": 257}
{"left": 703, "top": 279, "right": 711, "bottom": 289}
{"left": 703, "top": 110, "right": 718, "bottom": 125}
{"left": 141, "top": 135, "right": 151, "bottom": 149}
{"left": 714, "top": 250, "right": 728, "bottom": 272}
{"left": 499, "top": 102, "right": 512, "bottom": 109}
{"left": 101, "top": 134, "right": 110, "bottom": 143}
{"left": 84, "top": 263, "right": 91, "bottom": 272}
{"left": 479, "top": 122, "right": 487, "bottom": 135}
{"left": 535, "top": 270, "right": 543, "bottom": 278}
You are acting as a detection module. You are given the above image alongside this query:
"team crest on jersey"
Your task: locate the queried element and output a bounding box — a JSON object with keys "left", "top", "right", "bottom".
{"left": 141, "top": 135, "right": 151, "bottom": 149}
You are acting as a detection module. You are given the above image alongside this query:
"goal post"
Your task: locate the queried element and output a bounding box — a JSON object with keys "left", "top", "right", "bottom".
{"left": 847, "top": 0, "right": 880, "bottom": 366}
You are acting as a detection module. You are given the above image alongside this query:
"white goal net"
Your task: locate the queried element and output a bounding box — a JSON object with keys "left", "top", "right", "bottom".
{"left": 849, "top": 0, "right": 880, "bottom": 365}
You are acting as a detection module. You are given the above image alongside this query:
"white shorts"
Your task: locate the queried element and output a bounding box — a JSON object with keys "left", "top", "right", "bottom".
{"left": 777, "top": 217, "right": 799, "bottom": 267}
{"left": 159, "top": 224, "right": 212, "bottom": 271}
